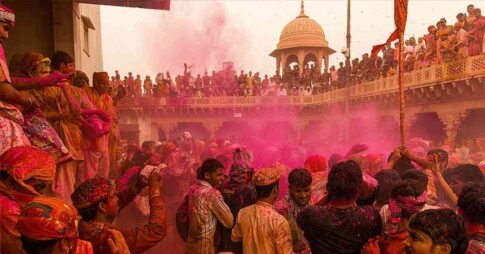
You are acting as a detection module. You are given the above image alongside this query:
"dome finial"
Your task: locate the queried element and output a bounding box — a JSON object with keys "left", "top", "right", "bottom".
{"left": 299, "top": 0, "right": 305, "bottom": 16}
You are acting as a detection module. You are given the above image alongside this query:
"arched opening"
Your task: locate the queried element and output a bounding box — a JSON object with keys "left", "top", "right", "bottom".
{"left": 286, "top": 54, "right": 299, "bottom": 71}
{"left": 409, "top": 112, "right": 446, "bottom": 146}
{"left": 456, "top": 109, "right": 485, "bottom": 145}
{"left": 216, "top": 121, "right": 251, "bottom": 143}
{"left": 304, "top": 53, "right": 318, "bottom": 69}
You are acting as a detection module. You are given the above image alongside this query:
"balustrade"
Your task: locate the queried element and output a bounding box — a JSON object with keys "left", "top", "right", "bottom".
{"left": 118, "top": 54, "right": 485, "bottom": 109}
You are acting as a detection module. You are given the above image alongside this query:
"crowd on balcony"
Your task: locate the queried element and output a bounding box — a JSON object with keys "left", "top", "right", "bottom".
{"left": 114, "top": 4, "right": 484, "bottom": 99}
{"left": 1, "top": 2, "right": 485, "bottom": 254}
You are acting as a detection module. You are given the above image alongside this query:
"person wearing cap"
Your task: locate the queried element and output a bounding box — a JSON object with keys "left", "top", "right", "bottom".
{"left": 0, "top": 5, "right": 34, "bottom": 154}
{"left": 81, "top": 72, "right": 118, "bottom": 178}
{"left": 231, "top": 167, "right": 293, "bottom": 254}
{"left": 0, "top": 146, "right": 56, "bottom": 254}
{"left": 71, "top": 174, "right": 167, "bottom": 254}
{"left": 16, "top": 196, "right": 96, "bottom": 254}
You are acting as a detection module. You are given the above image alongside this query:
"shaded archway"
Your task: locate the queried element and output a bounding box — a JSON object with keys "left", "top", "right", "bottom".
{"left": 456, "top": 109, "right": 485, "bottom": 144}
{"left": 215, "top": 121, "right": 251, "bottom": 143}
{"left": 286, "top": 54, "right": 299, "bottom": 70}
{"left": 304, "top": 53, "right": 318, "bottom": 68}
{"left": 409, "top": 113, "right": 446, "bottom": 145}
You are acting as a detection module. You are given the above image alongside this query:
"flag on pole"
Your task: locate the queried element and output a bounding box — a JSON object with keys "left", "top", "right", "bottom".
{"left": 371, "top": 0, "right": 408, "bottom": 57}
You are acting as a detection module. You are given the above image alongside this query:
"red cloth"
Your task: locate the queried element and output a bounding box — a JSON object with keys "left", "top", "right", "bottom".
{"left": 71, "top": 176, "right": 112, "bottom": 209}
{"left": 371, "top": 0, "right": 409, "bottom": 57}
{"left": 0, "top": 4, "right": 15, "bottom": 27}
{"left": 304, "top": 155, "right": 327, "bottom": 173}
{"left": 16, "top": 197, "right": 79, "bottom": 253}
{"left": 0, "top": 145, "right": 56, "bottom": 195}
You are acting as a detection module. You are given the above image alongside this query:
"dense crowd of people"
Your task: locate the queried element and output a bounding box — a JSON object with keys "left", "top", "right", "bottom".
{"left": 114, "top": 4, "right": 485, "bottom": 98}
{"left": 1, "top": 2, "right": 485, "bottom": 254}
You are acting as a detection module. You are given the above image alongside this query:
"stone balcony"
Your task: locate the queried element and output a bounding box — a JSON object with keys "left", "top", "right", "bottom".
{"left": 118, "top": 54, "right": 485, "bottom": 112}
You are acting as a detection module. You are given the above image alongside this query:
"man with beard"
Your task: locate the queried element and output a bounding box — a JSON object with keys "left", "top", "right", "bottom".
{"left": 457, "top": 183, "right": 485, "bottom": 253}
{"left": 72, "top": 174, "right": 166, "bottom": 254}
{"left": 274, "top": 168, "right": 313, "bottom": 254}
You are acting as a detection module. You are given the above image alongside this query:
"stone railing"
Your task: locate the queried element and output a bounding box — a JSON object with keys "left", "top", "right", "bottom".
{"left": 119, "top": 54, "right": 485, "bottom": 109}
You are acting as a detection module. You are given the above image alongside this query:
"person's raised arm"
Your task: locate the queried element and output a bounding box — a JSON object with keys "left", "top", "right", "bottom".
{"left": 429, "top": 154, "right": 457, "bottom": 206}
{"left": 11, "top": 72, "right": 70, "bottom": 90}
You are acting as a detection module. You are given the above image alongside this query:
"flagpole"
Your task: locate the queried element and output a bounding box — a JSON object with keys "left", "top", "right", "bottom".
{"left": 398, "top": 32, "right": 406, "bottom": 146}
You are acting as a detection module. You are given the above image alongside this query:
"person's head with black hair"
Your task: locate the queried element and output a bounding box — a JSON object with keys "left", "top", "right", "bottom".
{"left": 288, "top": 168, "right": 312, "bottom": 207}
{"left": 389, "top": 180, "right": 428, "bottom": 220}
{"left": 326, "top": 160, "right": 363, "bottom": 203}
{"left": 444, "top": 164, "right": 484, "bottom": 195}
{"left": 457, "top": 183, "right": 485, "bottom": 233}
{"left": 197, "top": 158, "right": 225, "bottom": 188}
{"left": 405, "top": 209, "right": 468, "bottom": 254}
{"left": 388, "top": 151, "right": 415, "bottom": 177}
{"left": 51, "top": 51, "right": 75, "bottom": 75}
{"left": 374, "top": 170, "right": 401, "bottom": 208}
{"left": 401, "top": 169, "right": 428, "bottom": 194}
{"left": 427, "top": 149, "right": 449, "bottom": 170}
{"left": 142, "top": 140, "right": 156, "bottom": 155}
{"left": 72, "top": 70, "right": 89, "bottom": 88}
{"left": 252, "top": 167, "right": 280, "bottom": 203}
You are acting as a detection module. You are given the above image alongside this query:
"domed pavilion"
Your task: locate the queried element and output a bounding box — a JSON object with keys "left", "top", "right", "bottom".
{"left": 270, "top": 0, "right": 335, "bottom": 76}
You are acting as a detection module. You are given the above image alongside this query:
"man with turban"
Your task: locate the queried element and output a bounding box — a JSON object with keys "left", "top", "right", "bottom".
{"left": 82, "top": 72, "right": 124, "bottom": 178}
{"left": 303, "top": 155, "right": 327, "bottom": 203}
{"left": 0, "top": 146, "right": 56, "bottom": 253}
{"left": 0, "top": 5, "right": 33, "bottom": 155}
{"left": 72, "top": 174, "right": 167, "bottom": 254}
{"left": 16, "top": 196, "right": 97, "bottom": 254}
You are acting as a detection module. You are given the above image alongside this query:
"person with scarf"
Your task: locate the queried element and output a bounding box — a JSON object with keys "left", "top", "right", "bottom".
{"left": 18, "top": 52, "right": 82, "bottom": 203}
{"left": 72, "top": 174, "right": 166, "bottom": 254}
{"left": 16, "top": 196, "right": 96, "bottom": 254}
{"left": 0, "top": 4, "right": 67, "bottom": 156}
{"left": 0, "top": 146, "right": 56, "bottom": 254}
{"left": 363, "top": 179, "right": 437, "bottom": 254}
{"left": 303, "top": 155, "right": 327, "bottom": 204}
{"left": 218, "top": 147, "right": 257, "bottom": 254}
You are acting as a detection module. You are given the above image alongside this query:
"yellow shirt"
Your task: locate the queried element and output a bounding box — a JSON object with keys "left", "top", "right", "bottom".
{"left": 231, "top": 201, "right": 293, "bottom": 254}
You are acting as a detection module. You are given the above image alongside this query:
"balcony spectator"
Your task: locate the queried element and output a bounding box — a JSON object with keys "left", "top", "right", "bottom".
{"left": 134, "top": 74, "right": 142, "bottom": 97}
{"left": 455, "top": 21, "right": 471, "bottom": 59}
{"left": 143, "top": 75, "right": 152, "bottom": 97}
{"left": 466, "top": 4, "right": 477, "bottom": 31}
{"left": 126, "top": 72, "right": 135, "bottom": 97}
{"left": 469, "top": 8, "right": 485, "bottom": 56}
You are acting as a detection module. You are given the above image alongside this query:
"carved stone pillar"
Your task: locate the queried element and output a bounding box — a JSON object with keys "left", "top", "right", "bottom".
{"left": 276, "top": 57, "right": 281, "bottom": 76}
{"left": 437, "top": 111, "right": 468, "bottom": 146}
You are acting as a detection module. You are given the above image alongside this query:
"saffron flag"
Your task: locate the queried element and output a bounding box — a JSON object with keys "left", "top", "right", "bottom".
{"left": 371, "top": 0, "right": 408, "bottom": 57}
{"left": 78, "top": 0, "right": 170, "bottom": 10}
